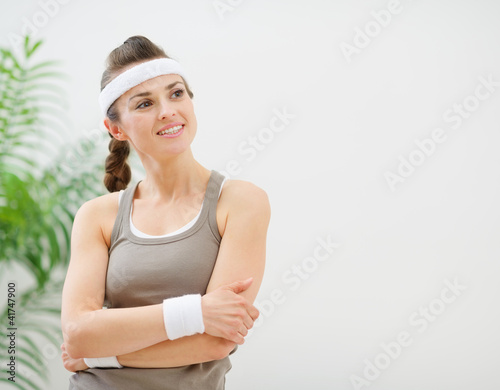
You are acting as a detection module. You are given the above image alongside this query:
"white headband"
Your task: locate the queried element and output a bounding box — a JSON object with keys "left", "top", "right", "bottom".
{"left": 98, "top": 58, "right": 188, "bottom": 116}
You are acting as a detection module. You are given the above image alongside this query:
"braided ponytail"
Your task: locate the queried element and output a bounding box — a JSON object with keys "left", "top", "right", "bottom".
{"left": 103, "top": 134, "right": 131, "bottom": 192}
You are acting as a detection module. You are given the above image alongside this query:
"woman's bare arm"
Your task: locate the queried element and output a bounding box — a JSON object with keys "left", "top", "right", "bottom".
{"left": 62, "top": 334, "right": 235, "bottom": 372}
{"left": 61, "top": 195, "right": 169, "bottom": 359}
{"left": 204, "top": 180, "right": 270, "bottom": 307}
{"left": 118, "top": 334, "right": 236, "bottom": 368}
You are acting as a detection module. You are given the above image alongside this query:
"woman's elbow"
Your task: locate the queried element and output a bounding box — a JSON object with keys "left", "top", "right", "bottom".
{"left": 62, "top": 321, "right": 88, "bottom": 359}
{"left": 212, "top": 339, "right": 237, "bottom": 361}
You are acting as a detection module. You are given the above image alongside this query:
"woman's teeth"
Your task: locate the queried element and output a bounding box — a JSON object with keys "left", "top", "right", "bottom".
{"left": 158, "top": 125, "right": 183, "bottom": 135}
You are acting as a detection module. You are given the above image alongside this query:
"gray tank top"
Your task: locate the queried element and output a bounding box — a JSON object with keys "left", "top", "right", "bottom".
{"left": 68, "top": 169, "right": 235, "bottom": 390}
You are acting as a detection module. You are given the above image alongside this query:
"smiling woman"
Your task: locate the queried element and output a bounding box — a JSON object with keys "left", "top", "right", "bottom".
{"left": 60, "top": 35, "right": 271, "bottom": 390}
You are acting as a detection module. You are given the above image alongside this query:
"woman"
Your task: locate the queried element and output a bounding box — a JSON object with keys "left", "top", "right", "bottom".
{"left": 60, "top": 35, "right": 270, "bottom": 389}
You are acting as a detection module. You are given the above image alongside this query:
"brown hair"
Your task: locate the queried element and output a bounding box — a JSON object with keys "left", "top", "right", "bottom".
{"left": 101, "top": 35, "right": 194, "bottom": 192}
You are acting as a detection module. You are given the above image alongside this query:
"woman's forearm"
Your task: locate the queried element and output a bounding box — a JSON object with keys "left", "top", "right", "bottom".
{"left": 65, "top": 282, "right": 256, "bottom": 360}
{"left": 65, "top": 304, "right": 167, "bottom": 359}
{"left": 61, "top": 335, "right": 235, "bottom": 372}
{"left": 117, "top": 334, "right": 236, "bottom": 368}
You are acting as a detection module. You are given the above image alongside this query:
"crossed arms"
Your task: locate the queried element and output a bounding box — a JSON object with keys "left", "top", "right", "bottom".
{"left": 60, "top": 181, "right": 270, "bottom": 371}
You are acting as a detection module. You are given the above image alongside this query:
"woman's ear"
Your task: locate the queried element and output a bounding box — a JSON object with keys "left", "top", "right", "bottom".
{"left": 104, "top": 118, "right": 128, "bottom": 141}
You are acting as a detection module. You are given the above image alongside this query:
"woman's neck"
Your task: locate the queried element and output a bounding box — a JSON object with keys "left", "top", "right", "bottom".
{"left": 135, "top": 150, "right": 211, "bottom": 202}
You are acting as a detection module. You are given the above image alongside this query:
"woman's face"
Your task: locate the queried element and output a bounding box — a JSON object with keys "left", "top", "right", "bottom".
{"left": 111, "top": 73, "right": 197, "bottom": 160}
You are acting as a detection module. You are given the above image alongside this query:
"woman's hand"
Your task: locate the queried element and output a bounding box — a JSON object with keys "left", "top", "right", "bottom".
{"left": 61, "top": 343, "right": 89, "bottom": 372}
{"left": 201, "top": 278, "right": 260, "bottom": 345}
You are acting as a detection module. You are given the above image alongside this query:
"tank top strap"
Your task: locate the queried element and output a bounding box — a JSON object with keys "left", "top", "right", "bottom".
{"left": 110, "top": 181, "right": 141, "bottom": 246}
{"left": 205, "top": 170, "right": 225, "bottom": 200}
{"left": 207, "top": 170, "right": 226, "bottom": 243}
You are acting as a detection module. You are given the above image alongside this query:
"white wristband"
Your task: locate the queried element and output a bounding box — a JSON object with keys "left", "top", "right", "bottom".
{"left": 162, "top": 294, "right": 205, "bottom": 340}
{"left": 83, "top": 356, "right": 123, "bottom": 369}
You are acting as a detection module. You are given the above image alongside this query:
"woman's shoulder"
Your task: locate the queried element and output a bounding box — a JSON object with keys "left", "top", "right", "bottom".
{"left": 215, "top": 178, "right": 270, "bottom": 237}
{"left": 77, "top": 191, "right": 120, "bottom": 214}
{"left": 73, "top": 191, "right": 122, "bottom": 246}
{"left": 221, "top": 178, "right": 267, "bottom": 198}
{"left": 74, "top": 191, "right": 121, "bottom": 228}
{"left": 219, "top": 178, "right": 270, "bottom": 215}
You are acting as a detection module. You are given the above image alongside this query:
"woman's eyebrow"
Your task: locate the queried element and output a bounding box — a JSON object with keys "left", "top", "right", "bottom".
{"left": 128, "top": 81, "right": 185, "bottom": 103}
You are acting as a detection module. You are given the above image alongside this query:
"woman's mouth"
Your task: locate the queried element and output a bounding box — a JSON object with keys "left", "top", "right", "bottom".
{"left": 157, "top": 124, "right": 184, "bottom": 138}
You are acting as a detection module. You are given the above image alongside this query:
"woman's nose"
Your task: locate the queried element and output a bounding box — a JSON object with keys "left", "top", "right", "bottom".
{"left": 157, "top": 99, "right": 176, "bottom": 120}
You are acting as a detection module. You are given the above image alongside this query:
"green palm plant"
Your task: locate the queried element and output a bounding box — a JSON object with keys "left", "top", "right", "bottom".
{"left": 0, "top": 37, "right": 106, "bottom": 389}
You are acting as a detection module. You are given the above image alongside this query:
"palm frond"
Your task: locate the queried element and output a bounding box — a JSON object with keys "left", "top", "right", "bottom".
{"left": 0, "top": 36, "right": 108, "bottom": 389}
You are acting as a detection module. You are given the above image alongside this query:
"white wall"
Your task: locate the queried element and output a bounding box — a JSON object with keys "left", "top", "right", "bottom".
{"left": 1, "top": 0, "right": 499, "bottom": 389}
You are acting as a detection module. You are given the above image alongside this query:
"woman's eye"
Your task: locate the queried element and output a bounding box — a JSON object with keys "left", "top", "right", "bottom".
{"left": 171, "top": 89, "right": 185, "bottom": 99}
{"left": 137, "top": 101, "right": 152, "bottom": 109}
